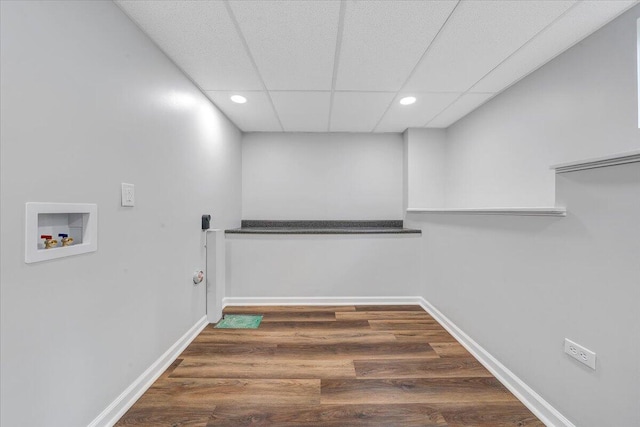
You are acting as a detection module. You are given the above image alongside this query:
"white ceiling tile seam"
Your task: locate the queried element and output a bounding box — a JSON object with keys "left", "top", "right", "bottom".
{"left": 464, "top": 1, "right": 580, "bottom": 95}
{"left": 371, "top": 0, "right": 462, "bottom": 133}
{"left": 223, "top": 0, "right": 284, "bottom": 132}
{"left": 115, "top": 0, "right": 638, "bottom": 132}
{"left": 327, "top": 0, "right": 347, "bottom": 132}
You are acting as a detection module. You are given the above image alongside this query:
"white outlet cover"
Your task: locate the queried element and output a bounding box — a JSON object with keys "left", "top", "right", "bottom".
{"left": 121, "top": 183, "right": 135, "bottom": 207}
{"left": 564, "top": 338, "right": 596, "bottom": 370}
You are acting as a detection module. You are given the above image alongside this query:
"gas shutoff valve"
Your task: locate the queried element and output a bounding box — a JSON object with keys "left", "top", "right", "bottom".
{"left": 193, "top": 270, "right": 204, "bottom": 284}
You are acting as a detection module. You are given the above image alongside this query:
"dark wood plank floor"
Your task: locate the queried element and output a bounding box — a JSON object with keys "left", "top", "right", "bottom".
{"left": 115, "top": 305, "right": 543, "bottom": 426}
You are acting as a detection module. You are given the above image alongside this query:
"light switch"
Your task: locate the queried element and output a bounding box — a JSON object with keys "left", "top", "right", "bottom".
{"left": 121, "top": 183, "right": 135, "bottom": 207}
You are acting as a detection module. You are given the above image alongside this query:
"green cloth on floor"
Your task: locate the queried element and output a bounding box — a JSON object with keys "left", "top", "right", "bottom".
{"left": 215, "top": 314, "right": 263, "bottom": 329}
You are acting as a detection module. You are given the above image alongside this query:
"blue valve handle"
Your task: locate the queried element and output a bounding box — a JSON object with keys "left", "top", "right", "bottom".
{"left": 58, "top": 233, "right": 68, "bottom": 238}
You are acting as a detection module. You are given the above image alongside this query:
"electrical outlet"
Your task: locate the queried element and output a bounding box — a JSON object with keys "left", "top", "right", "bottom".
{"left": 564, "top": 338, "right": 596, "bottom": 370}
{"left": 121, "top": 183, "right": 135, "bottom": 207}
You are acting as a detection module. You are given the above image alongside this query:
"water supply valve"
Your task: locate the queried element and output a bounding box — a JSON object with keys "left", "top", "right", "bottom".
{"left": 58, "top": 233, "right": 74, "bottom": 247}
{"left": 41, "top": 235, "right": 58, "bottom": 249}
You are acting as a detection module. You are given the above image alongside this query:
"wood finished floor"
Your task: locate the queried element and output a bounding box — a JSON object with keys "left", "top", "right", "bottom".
{"left": 115, "top": 305, "right": 543, "bottom": 426}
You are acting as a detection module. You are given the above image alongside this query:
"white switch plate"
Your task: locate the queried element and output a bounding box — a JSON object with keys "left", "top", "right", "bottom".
{"left": 121, "top": 183, "right": 135, "bottom": 207}
{"left": 564, "top": 338, "right": 596, "bottom": 370}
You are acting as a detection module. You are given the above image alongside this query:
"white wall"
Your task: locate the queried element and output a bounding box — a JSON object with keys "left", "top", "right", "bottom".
{"left": 0, "top": 2, "right": 241, "bottom": 426}
{"left": 443, "top": 5, "right": 640, "bottom": 208}
{"left": 236, "top": 132, "right": 411, "bottom": 303}
{"left": 403, "top": 6, "right": 640, "bottom": 426}
{"left": 242, "top": 132, "right": 403, "bottom": 220}
{"left": 406, "top": 162, "right": 640, "bottom": 427}
{"left": 404, "top": 128, "right": 447, "bottom": 208}
{"left": 226, "top": 234, "right": 421, "bottom": 299}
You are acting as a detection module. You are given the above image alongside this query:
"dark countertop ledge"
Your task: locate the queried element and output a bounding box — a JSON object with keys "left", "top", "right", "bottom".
{"left": 225, "top": 227, "right": 421, "bottom": 235}
{"left": 225, "top": 220, "right": 421, "bottom": 235}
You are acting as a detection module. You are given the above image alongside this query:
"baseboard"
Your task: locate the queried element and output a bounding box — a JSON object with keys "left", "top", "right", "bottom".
{"left": 223, "top": 295, "right": 573, "bottom": 427}
{"left": 87, "top": 315, "right": 209, "bottom": 427}
{"left": 97, "top": 298, "right": 573, "bottom": 427}
{"left": 223, "top": 296, "right": 424, "bottom": 306}
{"left": 417, "top": 297, "right": 574, "bottom": 427}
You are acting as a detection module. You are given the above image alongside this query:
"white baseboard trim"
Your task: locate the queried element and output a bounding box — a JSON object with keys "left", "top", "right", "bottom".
{"left": 87, "top": 315, "right": 209, "bottom": 427}
{"left": 223, "top": 295, "right": 573, "bottom": 427}
{"left": 417, "top": 297, "right": 574, "bottom": 427}
{"left": 223, "top": 296, "right": 424, "bottom": 307}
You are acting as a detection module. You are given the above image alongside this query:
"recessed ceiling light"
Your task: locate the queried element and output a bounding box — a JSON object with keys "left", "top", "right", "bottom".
{"left": 399, "top": 96, "right": 416, "bottom": 105}
{"left": 230, "top": 95, "right": 247, "bottom": 104}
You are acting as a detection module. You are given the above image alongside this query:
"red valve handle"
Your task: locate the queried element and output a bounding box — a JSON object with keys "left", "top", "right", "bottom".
{"left": 40, "top": 235, "right": 52, "bottom": 239}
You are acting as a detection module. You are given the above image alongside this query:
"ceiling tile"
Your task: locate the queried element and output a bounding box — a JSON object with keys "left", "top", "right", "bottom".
{"left": 335, "top": 0, "right": 456, "bottom": 92}
{"left": 116, "top": 0, "right": 262, "bottom": 91}
{"left": 118, "top": 0, "right": 634, "bottom": 133}
{"left": 228, "top": 0, "right": 340, "bottom": 91}
{"left": 205, "top": 91, "right": 282, "bottom": 132}
{"left": 427, "top": 93, "right": 495, "bottom": 128}
{"left": 375, "top": 93, "right": 460, "bottom": 133}
{"left": 330, "top": 92, "right": 396, "bottom": 132}
{"left": 403, "top": 0, "right": 576, "bottom": 93}
{"left": 270, "top": 92, "right": 331, "bottom": 132}
{"left": 471, "top": 0, "right": 638, "bottom": 93}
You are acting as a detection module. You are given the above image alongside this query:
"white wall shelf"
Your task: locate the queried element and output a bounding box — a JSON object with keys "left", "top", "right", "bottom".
{"left": 406, "top": 207, "right": 566, "bottom": 217}
{"left": 25, "top": 202, "right": 98, "bottom": 263}
{"left": 551, "top": 149, "right": 640, "bottom": 173}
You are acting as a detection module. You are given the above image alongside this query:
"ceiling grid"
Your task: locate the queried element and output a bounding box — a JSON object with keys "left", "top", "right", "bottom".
{"left": 371, "top": 0, "right": 462, "bottom": 132}
{"left": 223, "top": 0, "right": 284, "bottom": 131}
{"left": 116, "top": 0, "right": 638, "bottom": 132}
{"left": 327, "top": 1, "right": 347, "bottom": 132}
{"left": 424, "top": 0, "right": 582, "bottom": 127}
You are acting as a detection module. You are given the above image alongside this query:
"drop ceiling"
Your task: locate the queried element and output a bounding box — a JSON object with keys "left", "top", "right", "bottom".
{"left": 116, "top": 0, "right": 637, "bottom": 133}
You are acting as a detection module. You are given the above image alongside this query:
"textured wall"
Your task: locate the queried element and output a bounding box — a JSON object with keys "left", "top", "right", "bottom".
{"left": 443, "top": 5, "right": 640, "bottom": 207}
{"left": 242, "top": 132, "right": 403, "bottom": 220}
{"left": 0, "top": 1, "right": 241, "bottom": 425}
